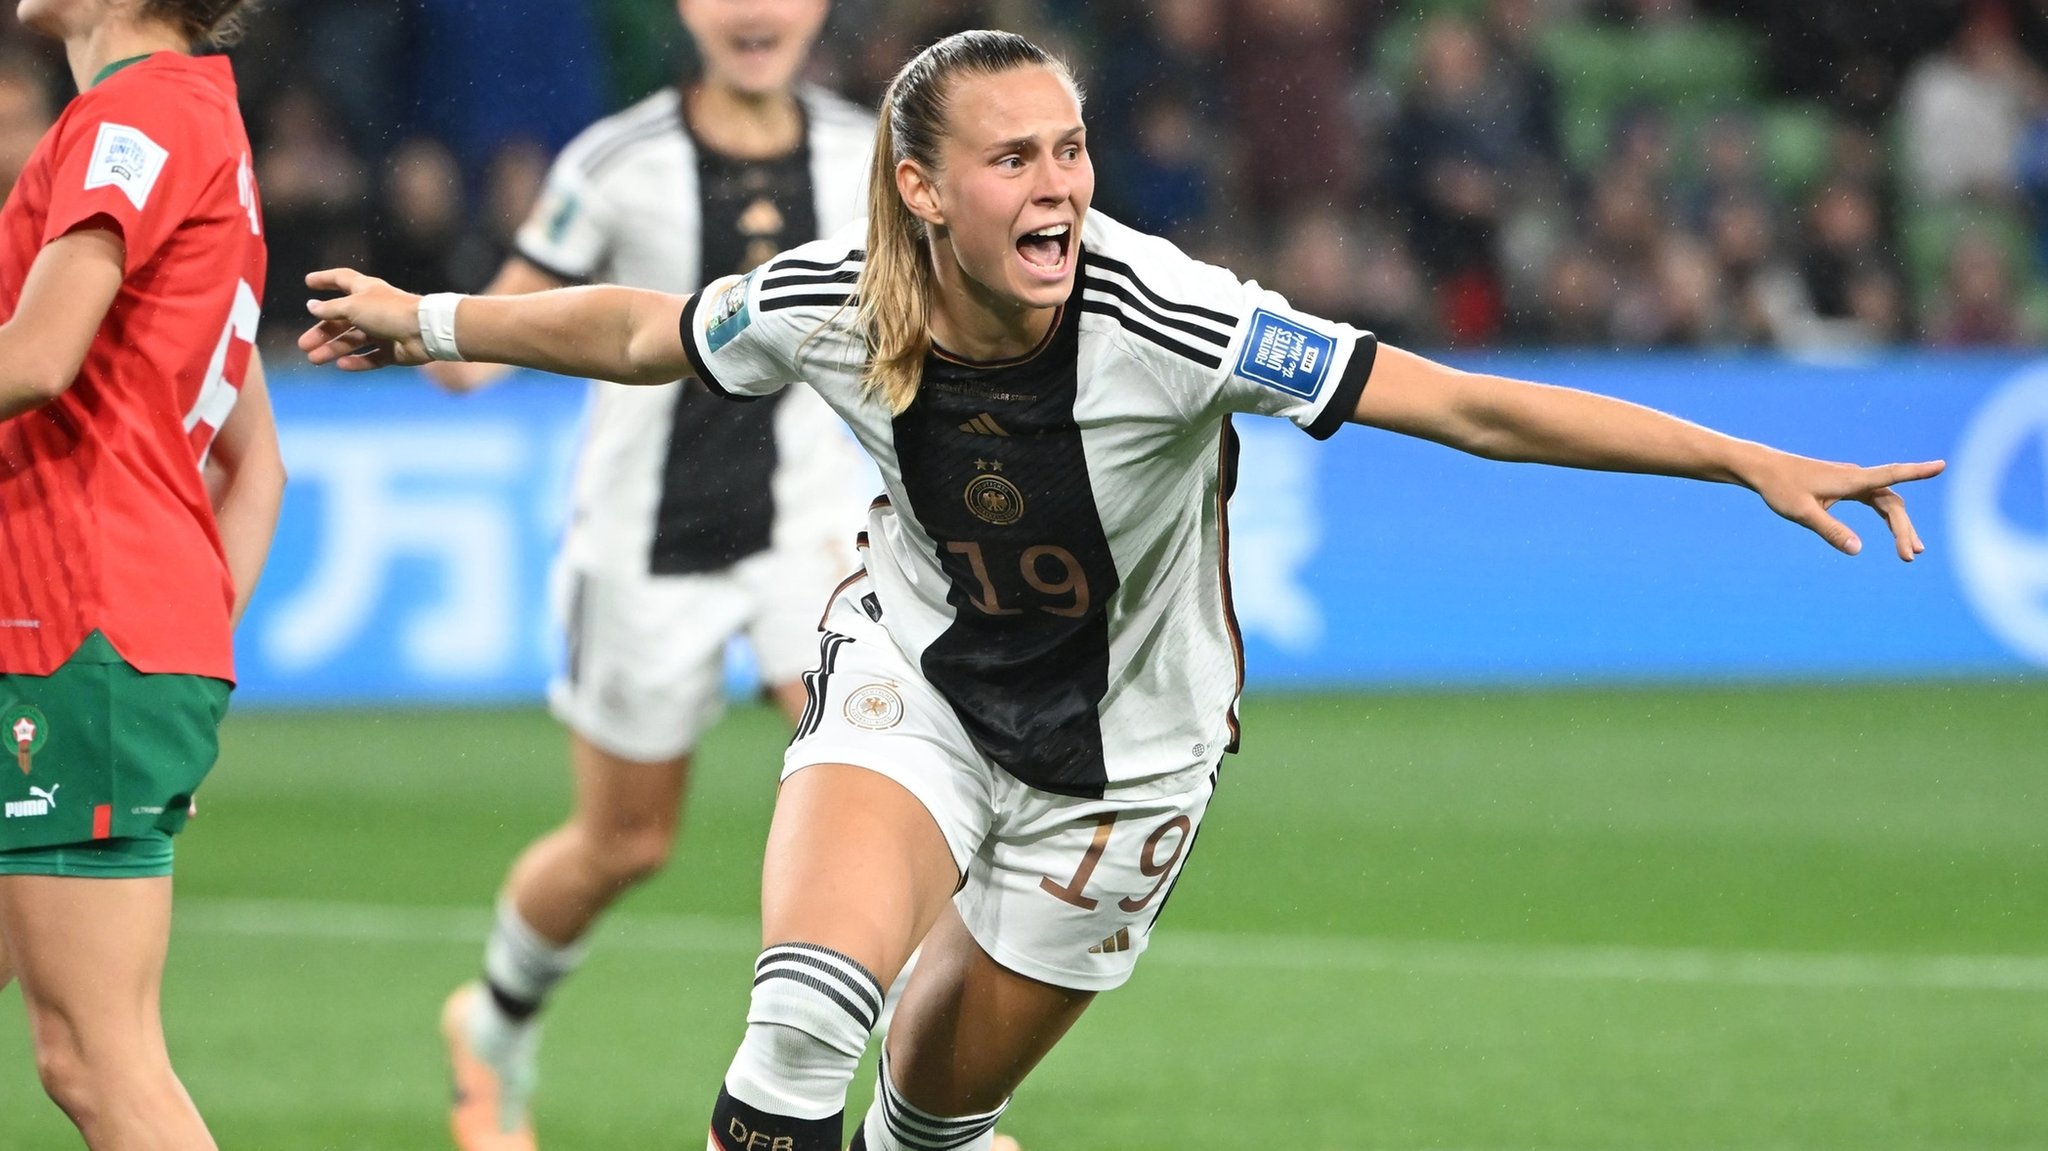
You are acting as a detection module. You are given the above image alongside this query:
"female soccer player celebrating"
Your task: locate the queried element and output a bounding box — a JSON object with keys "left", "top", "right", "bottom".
{"left": 303, "top": 31, "right": 1938, "bottom": 1151}
{"left": 0, "top": 0, "right": 279, "bottom": 1148}
{"left": 417, "top": 4, "right": 875, "bottom": 1147}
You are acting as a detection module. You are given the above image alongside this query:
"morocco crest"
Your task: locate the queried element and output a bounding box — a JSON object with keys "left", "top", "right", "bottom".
{"left": 6, "top": 704, "right": 48, "bottom": 775}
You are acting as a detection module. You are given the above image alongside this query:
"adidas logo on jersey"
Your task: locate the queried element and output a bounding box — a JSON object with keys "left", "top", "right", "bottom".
{"left": 1088, "top": 927, "right": 1132, "bottom": 955}
{"left": 957, "top": 413, "right": 1011, "bottom": 437}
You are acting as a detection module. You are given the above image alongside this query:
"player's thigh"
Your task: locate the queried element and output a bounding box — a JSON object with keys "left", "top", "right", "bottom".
{"left": 884, "top": 903, "right": 1095, "bottom": 1115}
{"left": 0, "top": 873, "right": 174, "bottom": 1051}
{"left": 564, "top": 729, "right": 690, "bottom": 841}
{"left": 767, "top": 580, "right": 994, "bottom": 986}
{"left": 549, "top": 564, "right": 740, "bottom": 764}
{"left": 761, "top": 763, "right": 960, "bottom": 992}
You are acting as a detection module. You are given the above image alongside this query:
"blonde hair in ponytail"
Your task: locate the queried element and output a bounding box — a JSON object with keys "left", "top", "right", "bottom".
{"left": 857, "top": 98, "right": 934, "bottom": 414}
{"left": 856, "top": 30, "right": 1079, "bottom": 414}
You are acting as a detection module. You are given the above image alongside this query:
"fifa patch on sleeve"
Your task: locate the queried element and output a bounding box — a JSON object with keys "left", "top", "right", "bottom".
{"left": 705, "top": 270, "right": 755, "bottom": 352}
{"left": 83, "top": 122, "right": 169, "bottom": 211}
{"left": 1234, "top": 309, "right": 1335, "bottom": 400}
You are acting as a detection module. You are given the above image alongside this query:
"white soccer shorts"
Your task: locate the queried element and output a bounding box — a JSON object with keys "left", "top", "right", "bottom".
{"left": 548, "top": 540, "right": 851, "bottom": 763}
{"left": 783, "top": 572, "right": 1218, "bottom": 992}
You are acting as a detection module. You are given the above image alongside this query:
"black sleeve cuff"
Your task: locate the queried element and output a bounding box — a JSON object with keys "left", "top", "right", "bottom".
{"left": 677, "top": 289, "right": 757, "bottom": 403}
{"left": 1305, "top": 332, "right": 1376, "bottom": 441}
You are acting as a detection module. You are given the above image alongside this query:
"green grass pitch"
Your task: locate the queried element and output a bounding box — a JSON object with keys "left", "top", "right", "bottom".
{"left": 2, "top": 680, "right": 2043, "bottom": 1148}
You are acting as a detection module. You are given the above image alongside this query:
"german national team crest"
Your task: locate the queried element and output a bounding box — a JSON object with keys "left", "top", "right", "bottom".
{"left": 843, "top": 683, "right": 904, "bottom": 731}
{"left": 964, "top": 459, "right": 1024, "bottom": 525}
{"left": 6, "top": 704, "right": 48, "bottom": 775}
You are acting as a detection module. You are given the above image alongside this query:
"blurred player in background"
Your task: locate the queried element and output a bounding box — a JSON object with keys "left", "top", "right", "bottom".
{"left": 421, "top": 2, "right": 874, "bottom": 1148}
{"left": 302, "top": 29, "right": 1943, "bottom": 1151}
{"left": 0, "top": 0, "right": 280, "bottom": 1147}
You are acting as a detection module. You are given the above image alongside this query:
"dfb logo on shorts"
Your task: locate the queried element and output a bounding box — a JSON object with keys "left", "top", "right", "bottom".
{"left": 1234, "top": 309, "right": 1334, "bottom": 400}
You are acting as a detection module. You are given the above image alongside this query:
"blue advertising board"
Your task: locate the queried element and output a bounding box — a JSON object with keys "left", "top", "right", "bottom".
{"left": 233, "top": 353, "right": 2045, "bottom": 705}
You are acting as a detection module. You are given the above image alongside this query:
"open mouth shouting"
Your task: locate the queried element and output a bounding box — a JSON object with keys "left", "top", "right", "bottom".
{"left": 729, "top": 33, "right": 783, "bottom": 60}
{"left": 1016, "top": 222, "right": 1072, "bottom": 280}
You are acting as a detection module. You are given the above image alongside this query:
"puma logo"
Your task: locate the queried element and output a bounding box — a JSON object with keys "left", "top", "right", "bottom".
{"left": 6, "top": 783, "right": 57, "bottom": 819}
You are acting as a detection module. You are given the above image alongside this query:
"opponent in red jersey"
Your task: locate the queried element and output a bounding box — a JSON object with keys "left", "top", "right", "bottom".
{"left": 0, "top": 2, "right": 280, "bottom": 1147}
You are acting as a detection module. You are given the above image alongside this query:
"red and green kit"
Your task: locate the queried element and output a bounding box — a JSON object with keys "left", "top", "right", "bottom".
{"left": 0, "top": 53, "right": 265, "bottom": 869}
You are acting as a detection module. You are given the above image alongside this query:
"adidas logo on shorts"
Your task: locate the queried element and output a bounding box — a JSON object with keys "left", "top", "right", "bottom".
{"left": 1088, "top": 926, "right": 1131, "bottom": 954}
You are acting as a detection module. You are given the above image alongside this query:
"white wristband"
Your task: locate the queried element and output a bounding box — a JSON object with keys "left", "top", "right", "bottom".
{"left": 417, "top": 293, "right": 467, "bottom": 362}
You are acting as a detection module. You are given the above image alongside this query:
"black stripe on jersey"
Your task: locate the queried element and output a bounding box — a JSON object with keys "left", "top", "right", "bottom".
{"left": 650, "top": 383, "right": 782, "bottom": 574}
{"left": 892, "top": 295, "right": 1120, "bottom": 798}
{"left": 1077, "top": 299, "right": 1223, "bottom": 370}
{"left": 1304, "top": 332, "right": 1378, "bottom": 441}
{"left": 1082, "top": 252, "right": 1238, "bottom": 327}
{"left": 675, "top": 289, "right": 757, "bottom": 403}
{"left": 1081, "top": 274, "right": 1233, "bottom": 350}
{"left": 759, "top": 292, "right": 855, "bottom": 313}
{"left": 758, "top": 268, "right": 859, "bottom": 291}
{"left": 767, "top": 251, "right": 867, "bottom": 273}
{"left": 511, "top": 242, "right": 590, "bottom": 287}
{"left": 580, "top": 116, "right": 676, "bottom": 180}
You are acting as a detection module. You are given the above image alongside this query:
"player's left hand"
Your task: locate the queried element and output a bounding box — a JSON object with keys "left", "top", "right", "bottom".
{"left": 1744, "top": 452, "right": 1944, "bottom": 561}
{"left": 299, "top": 268, "right": 429, "bottom": 370}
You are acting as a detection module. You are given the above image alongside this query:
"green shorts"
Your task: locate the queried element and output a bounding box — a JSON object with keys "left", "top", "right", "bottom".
{"left": 0, "top": 835, "right": 176, "bottom": 877}
{"left": 0, "top": 631, "right": 230, "bottom": 876}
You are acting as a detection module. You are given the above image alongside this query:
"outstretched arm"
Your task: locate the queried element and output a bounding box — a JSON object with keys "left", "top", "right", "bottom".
{"left": 298, "top": 268, "right": 691, "bottom": 387}
{"left": 1353, "top": 345, "right": 1944, "bottom": 560}
{"left": 420, "top": 257, "right": 570, "bottom": 394}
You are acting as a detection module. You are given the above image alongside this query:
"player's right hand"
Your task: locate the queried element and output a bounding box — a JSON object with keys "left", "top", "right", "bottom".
{"left": 300, "top": 268, "right": 428, "bottom": 370}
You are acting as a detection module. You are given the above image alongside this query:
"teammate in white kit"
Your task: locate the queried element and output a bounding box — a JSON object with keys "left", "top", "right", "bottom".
{"left": 418, "top": 3, "right": 872, "bottom": 1148}
{"left": 302, "top": 30, "right": 1943, "bottom": 1151}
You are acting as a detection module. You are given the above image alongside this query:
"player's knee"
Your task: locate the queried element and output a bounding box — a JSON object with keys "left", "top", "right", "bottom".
{"left": 725, "top": 943, "right": 884, "bottom": 1108}
{"left": 28, "top": 1028, "right": 96, "bottom": 1124}
{"left": 594, "top": 819, "right": 675, "bottom": 886}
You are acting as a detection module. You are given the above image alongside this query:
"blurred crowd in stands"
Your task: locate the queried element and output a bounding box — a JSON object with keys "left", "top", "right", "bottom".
{"left": 2, "top": 0, "right": 2045, "bottom": 354}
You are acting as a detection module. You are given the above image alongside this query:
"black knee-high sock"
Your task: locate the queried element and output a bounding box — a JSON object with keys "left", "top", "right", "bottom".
{"left": 709, "top": 1084, "right": 841, "bottom": 1151}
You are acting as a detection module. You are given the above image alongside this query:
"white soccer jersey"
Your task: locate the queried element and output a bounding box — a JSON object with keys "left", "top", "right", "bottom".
{"left": 514, "top": 84, "right": 874, "bottom": 576}
{"left": 677, "top": 212, "right": 1377, "bottom": 797}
